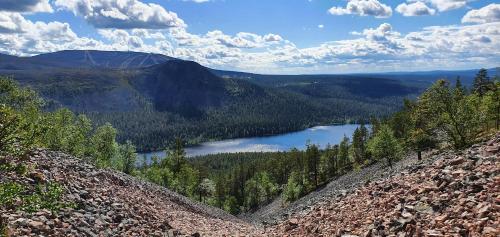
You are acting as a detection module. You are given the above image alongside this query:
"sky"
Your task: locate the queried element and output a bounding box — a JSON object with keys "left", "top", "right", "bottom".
{"left": 0, "top": 0, "right": 499, "bottom": 74}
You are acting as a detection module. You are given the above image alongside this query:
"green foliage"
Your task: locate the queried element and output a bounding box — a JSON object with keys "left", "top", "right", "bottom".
{"left": 223, "top": 196, "right": 239, "bottom": 214}
{"left": 319, "top": 144, "right": 338, "bottom": 180}
{"left": 481, "top": 79, "right": 500, "bottom": 129}
{"left": 338, "top": 136, "right": 350, "bottom": 172}
{"left": 350, "top": 123, "right": 369, "bottom": 167}
{"left": 0, "top": 182, "right": 23, "bottom": 210}
{"left": 418, "top": 80, "right": 485, "bottom": 149}
{"left": 0, "top": 77, "right": 44, "bottom": 156}
{"left": 42, "top": 109, "right": 92, "bottom": 157}
{"left": 116, "top": 140, "right": 137, "bottom": 174}
{"left": 0, "top": 106, "right": 29, "bottom": 156}
{"left": 197, "top": 178, "right": 215, "bottom": 203}
{"left": 473, "top": 68, "right": 493, "bottom": 97}
{"left": 244, "top": 172, "right": 278, "bottom": 211}
{"left": 368, "top": 124, "right": 402, "bottom": 168}
{"left": 169, "top": 138, "right": 186, "bottom": 175}
{"left": 89, "top": 123, "right": 118, "bottom": 168}
{"left": 305, "top": 143, "right": 320, "bottom": 188}
{"left": 0, "top": 182, "right": 72, "bottom": 214}
{"left": 283, "top": 171, "right": 305, "bottom": 203}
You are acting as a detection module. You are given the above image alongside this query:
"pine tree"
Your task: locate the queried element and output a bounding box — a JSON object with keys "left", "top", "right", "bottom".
{"left": 473, "top": 68, "right": 491, "bottom": 97}
{"left": 305, "top": 143, "right": 320, "bottom": 188}
{"left": 170, "top": 137, "right": 186, "bottom": 175}
{"left": 119, "top": 140, "right": 137, "bottom": 174}
{"left": 338, "top": 136, "right": 350, "bottom": 172}
{"left": 350, "top": 123, "right": 368, "bottom": 167}
{"left": 368, "top": 124, "right": 402, "bottom": 168}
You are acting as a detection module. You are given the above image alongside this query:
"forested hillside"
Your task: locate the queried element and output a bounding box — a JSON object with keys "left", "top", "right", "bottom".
{"left": 0, "top": 50, "right": 424, "bottom": 151}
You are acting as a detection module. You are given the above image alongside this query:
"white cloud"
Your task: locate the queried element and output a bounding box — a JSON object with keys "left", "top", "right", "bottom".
{"left": 425, "top": 0, "right": 469, "bottom": 12}
{"left": 396, "top": 1, "right": 436, "bottom": 16}
{"left": 462, "top": 4, "right": 500, "bottom": 24}
{"left": 54, "top": 0, "right": 185, "bottom": 29}
{"left": 318, "top": 24, "right": 324, "bottom": 29}
{"left": 0, "top": 0, "right": 52, "bottom": 13}
{"left": 0, "top": 5, "right": 498, "bottom": 74}
{"left": 328, "top": 0, "right": 392, "bottom": 18}
{"left": 0, "top": 12, "right": 29, "bottom": 33}
{"left": 169, "top": 28, "right": 283, "bottom": 49}
{"left": 263, "top": 34, "right": 283, "bottom": 42}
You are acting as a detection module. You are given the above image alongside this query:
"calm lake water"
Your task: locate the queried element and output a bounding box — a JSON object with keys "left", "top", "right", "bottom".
{"left": 139, "top": 124, "right": 361, "bottom": 159}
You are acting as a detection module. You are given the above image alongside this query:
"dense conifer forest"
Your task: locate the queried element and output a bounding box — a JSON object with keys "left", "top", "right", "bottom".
{"left": 1, "top": 51, "right": 430, "bottom": 152}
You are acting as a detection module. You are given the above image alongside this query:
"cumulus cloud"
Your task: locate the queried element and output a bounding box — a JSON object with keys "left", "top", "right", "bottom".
{"left": 425, "top": 0, "right": 469, "bottom": 12}
{"left": 54, "top": 0, "right": 185, "bottom": 29}
{"left": 263, "top": 34, "right": 283, "bottom": 42}
{"left": 462, "top": 4, "right": 500, "bottom": 24}
{"left": 328, "top": 0, "right": 392, "bottom": 18}
{"left": 0, "top": 0, "right": 52, "bottom": 13}
{"left": 167, "top": 21, "right": 499, "bottom": 73}
{"left": 0, "top": 5, "right": 498, "bottom": 74}
{"left": 0, "top": 12, "right": 29, "bottom": 33}
{"left": 169, "top": 28, "right": 283, "bottom": 49}
{"left": 0, "top": 12, "right": 98, "bottom": 56}
{"left": 396, "top": 1, "right": 436, "bottom": 16}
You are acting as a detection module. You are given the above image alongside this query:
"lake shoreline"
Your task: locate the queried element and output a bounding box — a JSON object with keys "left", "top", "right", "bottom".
{"left": 135, "top": 121, "right": 354, "bottom": 153}
{"left": 139, "top": 123, "right": 363, "bottom": 159}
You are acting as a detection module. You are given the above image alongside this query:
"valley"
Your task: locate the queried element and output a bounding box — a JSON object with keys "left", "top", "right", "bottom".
{"left": 0, "top": 50, "right": 484, "bottom": 152}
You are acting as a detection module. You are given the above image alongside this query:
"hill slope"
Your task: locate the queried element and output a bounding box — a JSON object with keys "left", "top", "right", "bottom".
{"left": 1, "top": 149, "right": 261, "bottom": 236}
{"left": 2, "top": 134, "right": 497, "bottom": 236}
{"left": 265, "top": 134, "right": 499, "bottom": 236}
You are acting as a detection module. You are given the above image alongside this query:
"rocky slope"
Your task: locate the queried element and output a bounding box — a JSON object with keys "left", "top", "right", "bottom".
{"left": 0, "top": 150, "right": 260, "bottom": 236}
{"left": 1, "top": 135, "right": 498, "bottom": 236}
{"left": 245, "top": 148, "right": 436, "bottom": 226}
{"left": 265, "top": 134, "right": 499, "bottom": 236}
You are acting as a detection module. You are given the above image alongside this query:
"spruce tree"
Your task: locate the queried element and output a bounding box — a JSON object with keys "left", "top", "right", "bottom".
{"left": 473, "top": 68, "right": 491, "bottom": 97}
{"left": 368, "top": 124, "right": 402, "bottom": 168}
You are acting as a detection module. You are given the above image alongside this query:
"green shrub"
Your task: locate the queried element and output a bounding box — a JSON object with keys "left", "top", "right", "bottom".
{"left": 0, "top": 182, "right": 73, "bottom": 214}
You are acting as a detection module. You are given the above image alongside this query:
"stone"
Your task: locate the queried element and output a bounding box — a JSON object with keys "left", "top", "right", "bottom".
{"left": 449, "top": 157, "right": 465, "bottom": 166}
{"left": 28, "top": 221, "right": 45, "bottom": 230}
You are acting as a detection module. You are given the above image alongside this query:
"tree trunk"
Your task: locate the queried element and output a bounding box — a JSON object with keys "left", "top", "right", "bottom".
{"left": 417, "top": 150, "right": 422, "bottom": 161}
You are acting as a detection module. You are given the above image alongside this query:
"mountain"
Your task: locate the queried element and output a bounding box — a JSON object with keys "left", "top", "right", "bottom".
{"left": 132, "top": 60, "right": 265, "bottom": 116}
{"left": 0, "top": 50, "right": 174, "bottom": 70}
{"left": 0, "top": 50, "right": 467, "bottom": 151}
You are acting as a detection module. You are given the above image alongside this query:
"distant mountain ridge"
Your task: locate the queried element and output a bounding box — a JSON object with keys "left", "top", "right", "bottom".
{"left": 0, "top": 50, "right": 174, "bottom": 70}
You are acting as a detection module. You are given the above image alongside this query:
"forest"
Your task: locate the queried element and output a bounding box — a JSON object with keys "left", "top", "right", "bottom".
{"left": 134, "top": 68, "right": 499, "bottom": 214}
{"left": 1, "top": 68, "right": 499, "bottom": 216}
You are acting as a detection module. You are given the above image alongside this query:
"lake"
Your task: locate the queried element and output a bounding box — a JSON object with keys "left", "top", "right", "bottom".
{"left": 139, "top": 124, "right": 361, "bottom": 159}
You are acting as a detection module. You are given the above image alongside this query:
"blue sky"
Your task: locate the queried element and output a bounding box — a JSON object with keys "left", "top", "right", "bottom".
{"left": 0, "top": 0, "right": 499, "bottom": 73}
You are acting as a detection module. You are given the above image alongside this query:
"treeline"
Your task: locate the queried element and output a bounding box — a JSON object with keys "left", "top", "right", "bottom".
{"left": 88, "top": 89, "right": 396, "bottom": 152}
